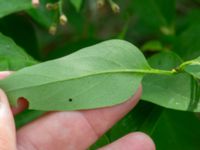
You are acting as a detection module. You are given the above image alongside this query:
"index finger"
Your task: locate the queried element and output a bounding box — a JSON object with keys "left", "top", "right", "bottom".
{"left": 16, "top": 86, "right": 142, "bottom": 150}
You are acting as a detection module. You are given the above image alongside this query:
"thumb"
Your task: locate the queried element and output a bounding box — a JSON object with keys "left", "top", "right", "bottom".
{"left": 0, "top": 89, "right": 16, "bottom": 150}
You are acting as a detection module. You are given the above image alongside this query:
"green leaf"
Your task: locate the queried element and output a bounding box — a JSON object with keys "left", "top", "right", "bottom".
{"left": 174, "top": 25, "right": 200, "bottom": 60}
{"left": 0, "top": 14, "right": 39, "bottom": 59}
{"left": 183, "top": 56, "right": 200, "bottom": 79}
{"left": 0, "top": 40, "right": 150, "bottom": 111}
{"left": 70, "top": 0, "right": 83, "bottom": 12}
{"left": 142, "top": 51, "right": 200, "bottom": 112}
{"left": 0, "top": 33, "right": 37, "bottom": 70}
{"left": 0, "top": 0, "right": 32, "bottom": 18}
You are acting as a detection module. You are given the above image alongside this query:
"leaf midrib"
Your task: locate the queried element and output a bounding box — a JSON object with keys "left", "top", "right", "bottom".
{"left": 5, "top": 69, "right": 149, "bottom": 93}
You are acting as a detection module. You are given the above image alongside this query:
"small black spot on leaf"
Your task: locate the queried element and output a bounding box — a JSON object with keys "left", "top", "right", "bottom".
{"left": 68, "top": 98, "right": 73, "bottom": 102}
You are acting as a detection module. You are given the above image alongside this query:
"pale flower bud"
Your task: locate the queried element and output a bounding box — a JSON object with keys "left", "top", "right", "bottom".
{"left": 97, "top": 0, "right": 105, "bottom": 8}
{"left": 46, "top": 3, "right": 58, "bottom": 10}
{"left": 49, "top": 25, "right": 57, "bottom": 35}
{"left": 59, "top": 14, "right": 68, "bottom": 26}
{"left": 32, "top": 0, "right": 40, "bottom": 8}
{"left": 111, "top": 3, "right": 120, "bottom": 13}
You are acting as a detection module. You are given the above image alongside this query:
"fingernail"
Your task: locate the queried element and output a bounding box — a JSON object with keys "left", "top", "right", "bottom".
{"left": 0, "top": 90, "right": 3, "bottom": 109}
{"left": 0, "top": 89, "right": 9, "bottom": 116}
{"left": 0, "top": 93, "right": 3, "bottom": 112}
{"left": 0, "top": 98, "right": 2, "bottom": 109}
{"left": 0, "top": 89, "right": 6, "bottom": 109}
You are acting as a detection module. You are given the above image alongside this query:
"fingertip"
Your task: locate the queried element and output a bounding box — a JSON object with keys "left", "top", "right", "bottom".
{"left": 128, "top": 132, "right": 156, "bottom": 150}
{"left": 0, "top": 71, "right": 13, "bottom": 79}
{"left": 99, "top": 132, "right": 155, "bottom": 150}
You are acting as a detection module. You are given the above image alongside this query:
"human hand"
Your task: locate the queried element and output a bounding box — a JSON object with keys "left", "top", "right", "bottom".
{"left": 0, "top": 71, "right": 155, "bottom": 150}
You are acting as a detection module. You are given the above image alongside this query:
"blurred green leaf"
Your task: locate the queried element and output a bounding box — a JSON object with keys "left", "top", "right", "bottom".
{"left": 0, "top": 0, "right": 32, "bottom": 18}
{"left": 174, "top": 25, "right": 200, "bottom": 60}
{"left": 141, "top": 40, "right": 163, "bottom": 52}
{"left": 132, "top": 0, "right": 175, "bottom": 32}
{"left": 70, "top": 0, "right": 83, "bottom": 12}
{"left": 0, "top": 14, "right": 39, "bottom": 59}
{"left": 0, "top": 33, "right": 37, "bottom": 71}
{"left": 185, "top": 9, "right": 200, "bottom": 27}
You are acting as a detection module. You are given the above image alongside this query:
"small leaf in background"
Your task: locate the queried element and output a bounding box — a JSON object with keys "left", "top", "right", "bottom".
{"left": 142, "top": 51, "right": 200, "bottom": 112}
{"left": 0, "top": 33, "right": 37, "bottom": 71}
{"left": 0, "top": 0, "right": 32, "bottom": 18}
{"left": 0, "top": 40, "right": 150, "bottom": 111}
{"left": 70, "top": 0, "right": 83, "bottom": 12}
{"left": 141, "top": 40, "right": 163, "bottom": 52}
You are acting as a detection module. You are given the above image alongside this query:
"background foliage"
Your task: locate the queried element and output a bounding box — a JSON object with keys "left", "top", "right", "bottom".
{"left": 0, "top": 0, "right": 200, "bottom": 149}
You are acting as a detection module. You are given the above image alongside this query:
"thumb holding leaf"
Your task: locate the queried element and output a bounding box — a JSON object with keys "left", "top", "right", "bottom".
{"left": 0, "top": 72, "right": 16, "bottom": 150}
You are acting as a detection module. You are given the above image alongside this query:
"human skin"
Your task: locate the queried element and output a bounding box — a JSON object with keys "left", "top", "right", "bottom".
{"left": 0, "top": 71, "right": 155, "bottom": 150}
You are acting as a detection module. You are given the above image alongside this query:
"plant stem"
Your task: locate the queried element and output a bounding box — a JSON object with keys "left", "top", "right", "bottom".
{"left": 177, "top": 59, "right": 200, "bottom": 71}
{"left": 98, "top": 69, "right": 177, "bottom": 75}
{"left": 131, "top": 69, "right": 176, "bottom": 75}
{"left": 178, "top": 61, "right": 194, "bottom": 71}
{"left": 58, "top": 0, "right": 63, "bottom": 15}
